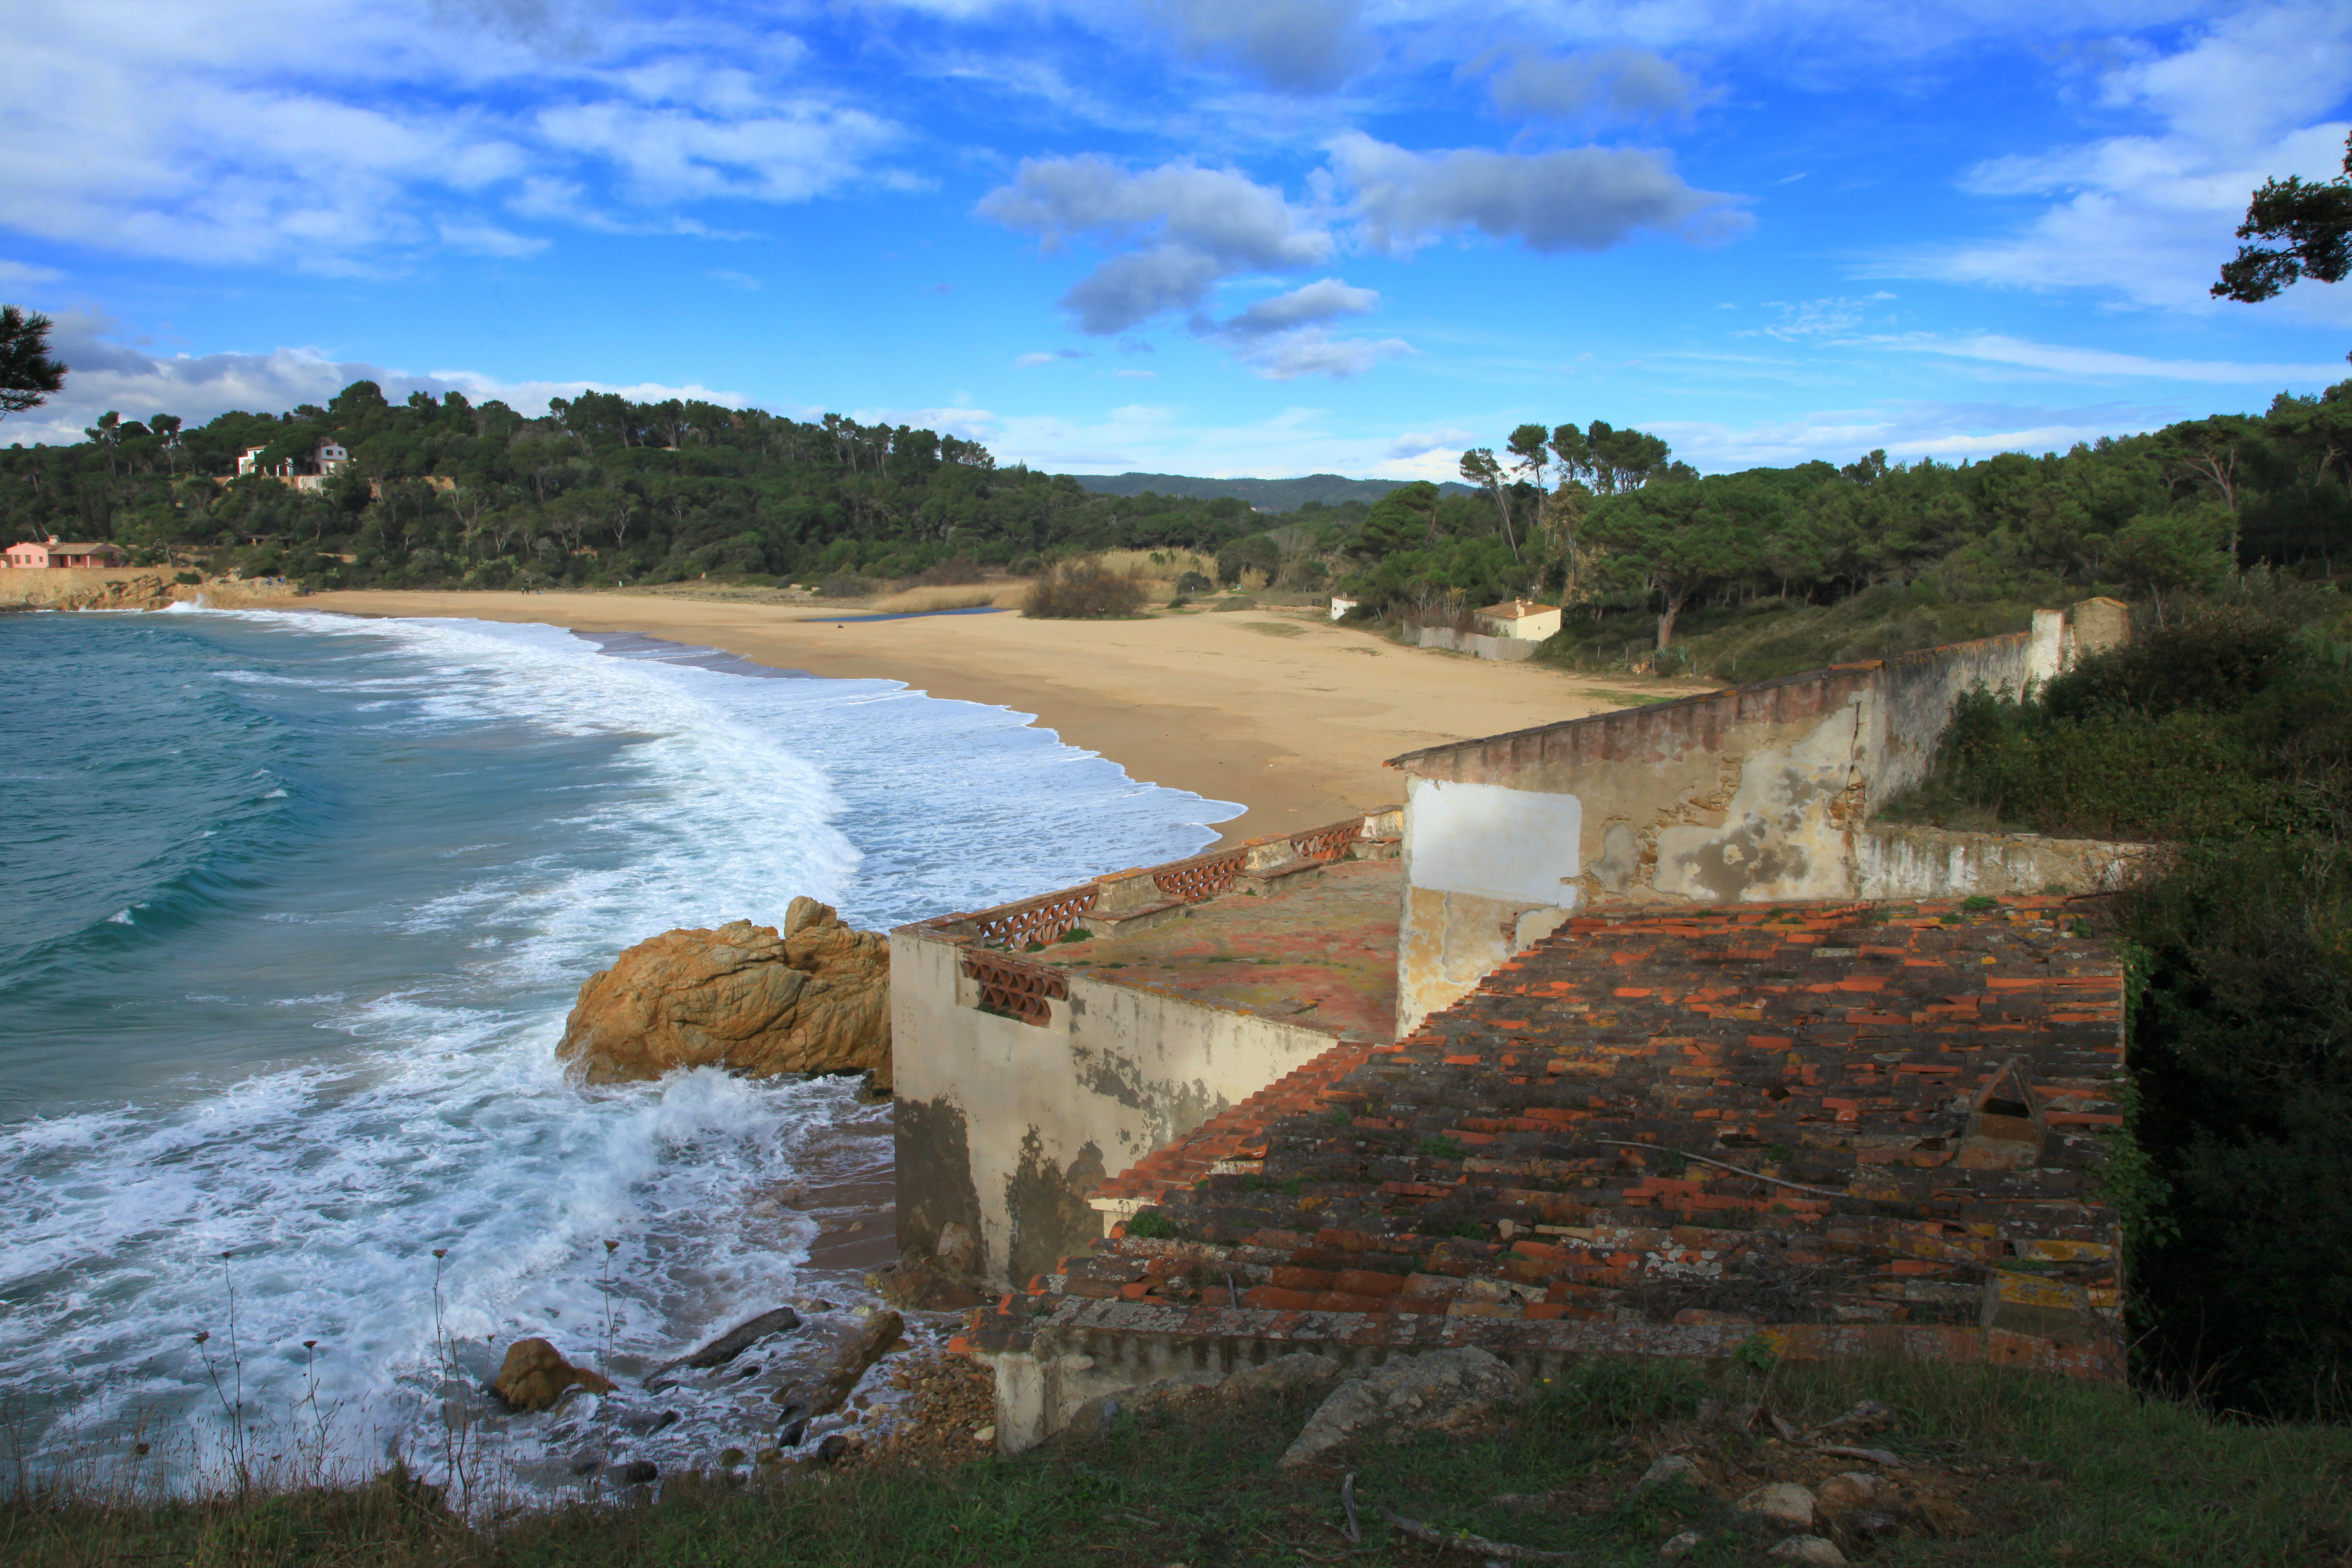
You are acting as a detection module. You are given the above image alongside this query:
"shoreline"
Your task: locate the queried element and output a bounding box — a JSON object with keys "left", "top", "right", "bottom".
{"left": 304, "top": 588, "right": 1715, "bottom": 846}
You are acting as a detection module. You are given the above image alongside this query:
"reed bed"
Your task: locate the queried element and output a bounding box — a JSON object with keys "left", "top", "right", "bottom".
{"left": 861, "top": 583, "right": 1032, "bottom": 614}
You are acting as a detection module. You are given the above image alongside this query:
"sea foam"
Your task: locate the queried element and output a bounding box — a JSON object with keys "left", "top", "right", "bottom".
{"left": 0, "top": 608, "right": 1238, "bottom": 1492}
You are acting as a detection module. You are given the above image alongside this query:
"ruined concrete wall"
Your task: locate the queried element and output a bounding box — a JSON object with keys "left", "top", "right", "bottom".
{"left": 1389, "top": 603, "right": 2132, "bottom": 1031}
{"left": 1866, "top": 622, "right": 2048, "bottom": 803}
{"left": 1391, "top": 670, "right": 1881, "bottom": 1029}
{"left": 891, "top": 930, "right": 1338, "bottom": 1289}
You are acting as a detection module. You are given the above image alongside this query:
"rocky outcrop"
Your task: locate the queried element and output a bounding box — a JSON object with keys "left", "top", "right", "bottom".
{"left": 0, "top": 570, "right": 177, "bottom": 612}
{"left": 0, "top": 570, "right": 315, "bottom": 613}
{"left": 556, "top": 898, "right": 890, "bottom": 1087}
{"left": 492, "top": 1338, "right": 615, "bottom": 1411}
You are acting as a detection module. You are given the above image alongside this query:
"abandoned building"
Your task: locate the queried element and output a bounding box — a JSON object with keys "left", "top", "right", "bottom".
{"left": 892, "top": 598, "right": 2141, "bottom": 1449}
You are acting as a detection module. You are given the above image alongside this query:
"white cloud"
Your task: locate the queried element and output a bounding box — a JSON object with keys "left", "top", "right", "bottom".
{"left": 439, "top": 219, "right": 548, "bottom": 257}
{"left": 1191, "top": 276, "right": 1409, "bottom": 379}
{"left": 1235, "top": 328, "right": 1416, "bottom": 380}
{"left": 1911, "top": 332, "right": 2347, "bottom": 384}
{"left": 534, "top": 98, "right": 899, "bottom": 205}
{"left": 1650, "top": 398, "right": 2179, "bottom": 472}
{"left": 1113, "top": 368, "right": 1156, "bottom": 378}
{"left": 0, "top": 0, "right": 908, "bottom": 271}
{"left": 978, "top": 155, "right": 1331, "bottom": 333}
{"left": 1387, "top": 426, "right": 1476, "bottom": 458}
{"left": 1329, "top": 132, "right": 1750, "bottom": 255}
{"left": 1210, "top": 277, "right": 1378, "bottom": 336}
{"left": 0, "top": 311, "right": 741, "bottom": 446}
{"left": 1014, "top": 351, "right": 1057, "bottom": 366}
{"left": 1482, "top": 46, "right": 1695, "bottom": 122}
{"left": 1139, "top": 0, "right": 1373, "bottom": 93}
{"left": 0, "top": 259, "right": 63, "bottom": 289}
{"left": 1743, "top": 293, "right": 1898, "bottom": 340}
{"left": 709, "top": 268, "right": 762, "bottom": 290}
{"left": 1902, "top": 2, "right": 2352, "bottom": 318}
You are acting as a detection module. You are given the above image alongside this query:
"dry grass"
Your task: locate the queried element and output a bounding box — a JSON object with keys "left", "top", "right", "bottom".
{"left": 862, "top": 583, "right": 1032, "bottom": 614}
{"left": 8, "top": 1357, "right": 2347, "bottom": 1568}
{"left": 1093, "top": 549, "right": 1212, "bottom": 582}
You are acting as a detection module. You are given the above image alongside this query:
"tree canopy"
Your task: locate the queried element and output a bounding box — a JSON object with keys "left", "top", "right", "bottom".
{"left": 0, "top": 306, "right": 67, "bottom": 420}
{"left": 2213, "top": 130, "right": 2352, "bottom": 310}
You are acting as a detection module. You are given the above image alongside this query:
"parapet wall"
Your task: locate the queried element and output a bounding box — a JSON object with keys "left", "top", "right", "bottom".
{"left": 1386, "top": 600, "right": 2134, "bottom": 1030}
{"left": 892, "top": 810, "right": 1402, "bottom": 1289}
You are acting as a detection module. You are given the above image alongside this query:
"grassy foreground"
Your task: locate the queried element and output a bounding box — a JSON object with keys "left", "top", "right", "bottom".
{"left": 6, "top": 1358, "right": 2347, "bottom": 1568}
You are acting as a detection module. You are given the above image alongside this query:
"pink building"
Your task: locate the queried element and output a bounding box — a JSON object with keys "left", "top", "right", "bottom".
{"left": 4, "top": 536, "right": 126, "bottom": 568}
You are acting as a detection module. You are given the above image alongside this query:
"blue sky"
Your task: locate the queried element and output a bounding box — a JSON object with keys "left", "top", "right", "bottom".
{"left": 4, "top": 0, "right": 2349, "bottom": 479}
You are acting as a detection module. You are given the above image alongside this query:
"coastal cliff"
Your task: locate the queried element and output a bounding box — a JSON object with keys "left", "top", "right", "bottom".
{"left": 0, "top": 567, "right": 304, "bottom": 613}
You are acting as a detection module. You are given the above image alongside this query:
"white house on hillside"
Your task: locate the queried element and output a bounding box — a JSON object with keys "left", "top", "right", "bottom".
{"left": 238, "top": 440, "right": 352, "bottom": 491}
{"left": 1475, "top": 599, "right": 1562, "bottom": 640}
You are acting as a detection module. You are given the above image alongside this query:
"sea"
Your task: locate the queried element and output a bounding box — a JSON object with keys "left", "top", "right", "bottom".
{"left": 0, "top": 606, "right": 1237, "bottom": 1494}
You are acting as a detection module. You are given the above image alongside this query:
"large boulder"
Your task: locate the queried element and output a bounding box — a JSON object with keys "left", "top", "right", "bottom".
{"left": 557, "top": 899, "right": 890, "bottom": 1086}
{"left": 492, "top": 1338, "right": 615, "bottom": 1411}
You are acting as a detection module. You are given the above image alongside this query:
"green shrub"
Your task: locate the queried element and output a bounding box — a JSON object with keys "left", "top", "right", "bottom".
{"left": 1023, "top": 557, "right": 1145, "bottom": 619}
{"left": 1884, "top": 609, "right": 2351, "bottom": 841}
{"left": 1124, "top": 1208, "right": 1179, "bottom": 1239}
{"left": 2120, "top": 838, "right": 2352, "bottom": 1419}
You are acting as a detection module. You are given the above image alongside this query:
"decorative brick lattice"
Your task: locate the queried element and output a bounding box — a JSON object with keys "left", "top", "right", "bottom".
{"left": 960, "top": 952, "right": 1067, "bottom": 1026}
{"left": 971, "top": 886, "right": 1099, "bottom": 949}
{"left": 1289, "top": 822, "right": 1361, "bottom": 864}
{"left": 1153, "top": 849, "right": 1247, "bottom": 901}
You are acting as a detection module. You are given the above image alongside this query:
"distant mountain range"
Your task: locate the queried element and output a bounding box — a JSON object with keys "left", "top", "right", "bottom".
{"left": 1069, "top": 471, "right": 1473, "bottom": 511}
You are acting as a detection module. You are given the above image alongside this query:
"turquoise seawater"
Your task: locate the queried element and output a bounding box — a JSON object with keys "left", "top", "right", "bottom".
{"left": 0, "top": 606, "right": 1236, "bottom": 1488}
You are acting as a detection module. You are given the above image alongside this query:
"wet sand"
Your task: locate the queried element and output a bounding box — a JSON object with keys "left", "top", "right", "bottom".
{"left": 309, "top": 588, "right": 1712, "bottom": 846}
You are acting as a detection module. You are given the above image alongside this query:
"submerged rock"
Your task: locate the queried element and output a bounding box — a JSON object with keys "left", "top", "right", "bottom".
{"left": 773, "top": 1308, "right": 905, "bottom": 1421}
{"left": 645, "top": 1305, "right": 802, "bottom": 1390}
{"left": 556, "top": 899, "right": 890, "bottom": 1086}
{"left": 492, "top": 1338, "right": 615, "bottom": 1411}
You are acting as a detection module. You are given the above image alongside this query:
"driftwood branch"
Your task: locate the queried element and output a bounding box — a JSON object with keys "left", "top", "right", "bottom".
{"left": 1340, "top": 1471, "right": 1362, "bottom": 1544}
{"left": 1374, "top": 1503, "right": 1576, "bottom": 1561}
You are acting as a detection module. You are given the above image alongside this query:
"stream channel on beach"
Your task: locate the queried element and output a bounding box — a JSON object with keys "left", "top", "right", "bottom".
{"left": 0, "top": 606, "right": 1237, "bottom": 1495}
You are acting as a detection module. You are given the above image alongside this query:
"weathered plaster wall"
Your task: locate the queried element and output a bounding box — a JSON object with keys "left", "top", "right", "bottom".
{"left": 891, "top": 930, "right": 1340, "bottom": 1289}
{"left": 1856, "top": 822, "right": 2153, "bottom": 899}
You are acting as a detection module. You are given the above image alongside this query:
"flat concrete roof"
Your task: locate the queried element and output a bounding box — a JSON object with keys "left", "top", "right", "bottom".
{"left": 1034, "top": 858, "right": 1400, "bottom": 1043}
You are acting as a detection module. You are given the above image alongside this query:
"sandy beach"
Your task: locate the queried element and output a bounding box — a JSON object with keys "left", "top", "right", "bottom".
{"left": 309, "top": 589, "right": 1714, "bottom": 845}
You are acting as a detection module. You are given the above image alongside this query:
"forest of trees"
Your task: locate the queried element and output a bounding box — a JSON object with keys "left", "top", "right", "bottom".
{"left": 7, "top": 373, "right": 2347, "bottom": 665}
{"left": 1333, "top": 399, "right": 2352, "bottom": 663}
{"left": 0, "top": 382, "right": 1279, "bottom": 591}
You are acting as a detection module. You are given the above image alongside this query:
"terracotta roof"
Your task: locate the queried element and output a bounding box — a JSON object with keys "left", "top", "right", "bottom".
{"left": 964, "top": 897, "right": 2126, "bottom": 1380}
{"left": 1477, "top": 599, "right": 1558, "bottom": 618}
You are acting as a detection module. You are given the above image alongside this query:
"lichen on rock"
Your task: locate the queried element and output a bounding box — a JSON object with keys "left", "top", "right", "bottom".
{"left": 555, "top": 897, "right": 890, "bottom": 1087}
